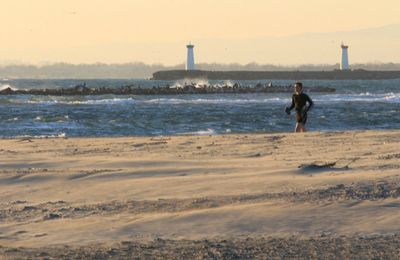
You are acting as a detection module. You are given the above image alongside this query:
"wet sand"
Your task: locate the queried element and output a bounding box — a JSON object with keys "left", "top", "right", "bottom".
{"left": 0, "top": 131, "right": 399, "bottom": 258}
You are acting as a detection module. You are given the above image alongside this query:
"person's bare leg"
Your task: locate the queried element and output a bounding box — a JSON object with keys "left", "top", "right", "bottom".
{"left": 295, "top": 123, "right": 306, "bottom": 132}
{"left": 295, "top": 123, "right": 301, "bottom": 132}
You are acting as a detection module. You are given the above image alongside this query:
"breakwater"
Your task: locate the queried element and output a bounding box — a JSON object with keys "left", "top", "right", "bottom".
{"left": 0, "top": 83, "right": 335, "bottom": 96}
{"left": 152, "top": 70, "right": 400, "bottom": 80}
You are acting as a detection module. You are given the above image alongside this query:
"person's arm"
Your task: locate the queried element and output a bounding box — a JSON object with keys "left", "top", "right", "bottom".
{"left": 285, "top": 95, "right": 295, "bottom": 114}
{"left": 306, "top": 95, "right": 314, "bottom": 111}
{"left": 289, "top": 95, "right": 295, "bottom": 110}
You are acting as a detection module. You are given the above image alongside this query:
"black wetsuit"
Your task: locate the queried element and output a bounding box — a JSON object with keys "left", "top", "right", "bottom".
{"left": 288, "top": 93, "right": 314, "bottom": 124}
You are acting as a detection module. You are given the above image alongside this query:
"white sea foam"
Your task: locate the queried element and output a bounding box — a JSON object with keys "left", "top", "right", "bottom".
{"left": 5, "top": 92, "right": 400, "bottom": 106}
{"left": 10, "top": 133, "right": 67, "bottom": 139}
{"left": 143, "top": 98, "right": 287, "bottom": 105}
{"left": 25, "top": 97, "right": 138, "bottom": 105}
{"left": 180, "top": 128, "right": 217, "bottom": 136}
{"left": 19, "top": 97, "right": 288, "bottom": 105}
{"left": 315, "top": 93, "right": 400, "bottom": 103}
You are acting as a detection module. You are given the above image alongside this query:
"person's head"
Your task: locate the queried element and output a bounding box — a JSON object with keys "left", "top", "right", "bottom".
{"left": 294, "top": 82, "right": 303, "bottom": 94}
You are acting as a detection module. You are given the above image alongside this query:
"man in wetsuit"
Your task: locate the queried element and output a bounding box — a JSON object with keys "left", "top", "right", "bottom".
{"left": 285, "top": 82, "right": 314, "bottom": 132}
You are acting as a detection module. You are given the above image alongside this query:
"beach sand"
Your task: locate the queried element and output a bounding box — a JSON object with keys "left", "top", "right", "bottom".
{"left": 0, "top": 131, "right": 399, "bottom": 258}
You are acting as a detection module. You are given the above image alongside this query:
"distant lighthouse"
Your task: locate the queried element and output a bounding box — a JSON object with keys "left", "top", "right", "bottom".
{"left": 186, "top": 43, "right": 195, "bottom": 71}
{"left": 340, "top": 43, "right": 350, "bottom": 70}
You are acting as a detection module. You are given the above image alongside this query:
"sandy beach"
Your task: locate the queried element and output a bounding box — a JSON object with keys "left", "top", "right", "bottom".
{"left": 0, "top": 131, "right": 399, "bottom": 258}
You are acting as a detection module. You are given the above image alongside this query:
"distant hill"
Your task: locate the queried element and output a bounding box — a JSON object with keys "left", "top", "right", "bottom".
{"left": 1, "top": 62, "right": 400, "bottom": 79}
{"left": 0, "top": 63, "right": 181, "bottom": 79}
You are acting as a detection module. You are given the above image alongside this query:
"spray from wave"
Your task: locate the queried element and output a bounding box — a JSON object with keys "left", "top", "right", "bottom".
{"left": 0, "top": 84, "right": 18, "bottom": 91}
{"left": 171, "top": 78, "right": 210, "bottom": 89}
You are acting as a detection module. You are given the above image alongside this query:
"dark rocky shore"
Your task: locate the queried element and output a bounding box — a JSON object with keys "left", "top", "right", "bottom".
{"left": 0, "top": 83, "right": 335, "bottom": 96}
{"left": 1, "top": 234, "right": 399, "bottom": 259}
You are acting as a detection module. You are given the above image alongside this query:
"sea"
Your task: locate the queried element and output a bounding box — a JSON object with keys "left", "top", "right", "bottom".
{"left": 0, "top": 78, "right": 399, "bottom": 137}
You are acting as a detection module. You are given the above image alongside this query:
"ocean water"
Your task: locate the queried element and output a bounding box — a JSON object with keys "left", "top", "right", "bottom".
{"left": 1, "top": 78, "right": 400, "bottom": 137}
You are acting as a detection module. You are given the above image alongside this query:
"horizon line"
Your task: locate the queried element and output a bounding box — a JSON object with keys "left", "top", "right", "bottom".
{"left": 2, "top": 61, "right": 400, "bottom": 67}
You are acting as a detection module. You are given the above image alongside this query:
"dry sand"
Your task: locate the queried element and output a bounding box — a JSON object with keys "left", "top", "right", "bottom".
{"left": 0, "top": 131, "right": 399, "bottom": 259}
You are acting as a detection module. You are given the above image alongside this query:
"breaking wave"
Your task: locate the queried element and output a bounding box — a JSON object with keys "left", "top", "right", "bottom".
{"left": 1, "top": 92, "right": 399, "bottom": 105}
{"left": 314, "top": 92, "right": 400, "bottom": 103}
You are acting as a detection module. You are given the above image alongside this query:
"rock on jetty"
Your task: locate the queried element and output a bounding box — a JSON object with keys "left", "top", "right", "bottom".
{"left": 0, "top": 83, "right": 335, "bottom": 96}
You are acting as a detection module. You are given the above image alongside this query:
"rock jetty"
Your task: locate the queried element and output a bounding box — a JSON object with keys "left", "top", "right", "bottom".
{"left": 0, "top": 83, "right": 335, "bottom": 96}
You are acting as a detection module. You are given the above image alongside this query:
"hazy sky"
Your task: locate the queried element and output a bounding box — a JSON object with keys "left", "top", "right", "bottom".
{"left": 1, "top": 0, "right": 400, "bottom": 65}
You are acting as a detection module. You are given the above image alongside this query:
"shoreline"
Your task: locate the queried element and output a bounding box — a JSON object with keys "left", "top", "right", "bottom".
{"left": 2, "top": 128, "right": 399, "bottom": 139}
{"left": 1, "top": 130, "right": 399, "bottom": 258}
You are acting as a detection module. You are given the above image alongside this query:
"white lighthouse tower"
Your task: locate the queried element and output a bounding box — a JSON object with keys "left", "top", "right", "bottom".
{"left": 340, "top": 43, "right": 350, "bottom": 70}
{"left": 186, "top": 43, "right": 195, "bottom": 71}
